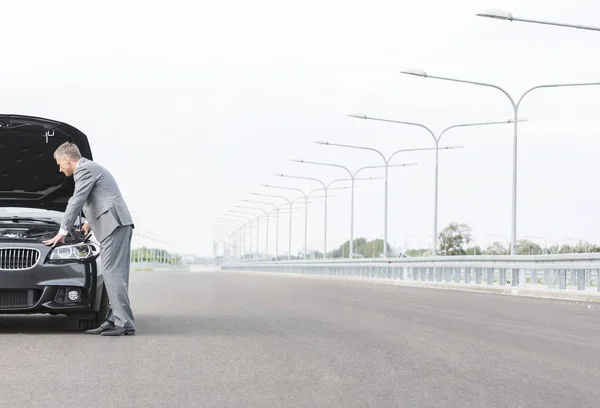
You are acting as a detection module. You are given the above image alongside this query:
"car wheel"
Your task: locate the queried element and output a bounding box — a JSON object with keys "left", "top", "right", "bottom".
{"left": 69, "top": 284, "right": 109, "bottom": 331}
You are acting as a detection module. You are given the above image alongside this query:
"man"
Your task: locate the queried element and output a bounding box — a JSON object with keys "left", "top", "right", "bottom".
{"left": 43, "top": 142, "right": 136, "bottom": 336}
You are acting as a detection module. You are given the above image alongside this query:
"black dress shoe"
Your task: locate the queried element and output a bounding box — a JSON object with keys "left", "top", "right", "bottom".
{"left": 85, "top": 321, "right": 115, "bottom": 334}
{"left": 101, "top": 326, "right": 135, "bottom": 336}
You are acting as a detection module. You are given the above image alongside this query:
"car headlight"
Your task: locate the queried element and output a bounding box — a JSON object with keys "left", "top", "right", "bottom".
{"left": 50, "top": 243, "right": 99, "bottom": 261}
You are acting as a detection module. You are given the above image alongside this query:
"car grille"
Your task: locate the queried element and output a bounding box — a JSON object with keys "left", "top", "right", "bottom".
{"left": 0, "top": 290, "right": 31, "bottom": 307}
{"left": 0, "top": 248, "right": 40, "bottom": 270}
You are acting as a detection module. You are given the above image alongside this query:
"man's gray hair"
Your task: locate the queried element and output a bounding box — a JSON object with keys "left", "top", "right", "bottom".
{"left": 53, "top": 141, "right": 82, "bottom": 161}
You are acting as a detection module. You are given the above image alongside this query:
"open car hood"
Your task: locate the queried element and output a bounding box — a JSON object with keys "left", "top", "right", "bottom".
{"left": 0, "top": 114, "right": 93, "bottom": 212}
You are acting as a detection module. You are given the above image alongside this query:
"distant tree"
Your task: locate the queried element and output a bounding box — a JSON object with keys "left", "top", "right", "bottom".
{"left": 131, "top": 247, "right": 180, "bottom": 264}
{"left": 328, "top": 238, "right": 392, "bottom": 258}
{"left": 485, "top": 241, "right": 507, "bottom": 255}
{"left": 554, "top": 241, "right": 600, "bottom": 254}
{"left": 306, "top": 250, "right": 324, "bottom": 260}
{"left": 358, "top": 239, "right": 391, "bottom": 258}
{"left": 517, "top": 239, "right": 542, "bottom": 255}
{"left": 465, "top": 246, "right": 483, "bottom": 255}
{"left": 438, "top": 223, "right": 472, "bottom": 255}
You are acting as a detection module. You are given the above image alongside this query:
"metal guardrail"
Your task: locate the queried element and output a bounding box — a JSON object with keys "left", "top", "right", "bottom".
{"left": 221, "top": 253, "right": 600, "bottom": 292}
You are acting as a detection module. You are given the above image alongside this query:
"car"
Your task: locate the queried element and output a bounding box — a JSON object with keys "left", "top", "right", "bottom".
{"left": 0, "top": 114, "right": 108, "bottom": 330}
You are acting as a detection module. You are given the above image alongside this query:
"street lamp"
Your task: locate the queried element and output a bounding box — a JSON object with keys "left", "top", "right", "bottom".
{"left": 218, "top": 227, "right": 239, "bottom": 260}
{"left": 230, "top": 210, "right": 262, "bottom": 259}
{"left": 220, "top": 219, "right": 245, "bottom": 261}
{"left": 213, "top": 225, "right": 236, "bottom": 259}
{"left": 215, "top": 220, "right": 244, "bottom": 259}
{"left": 271, "top": 174, "right": 374, "bottom": 258}
{"left": 476, "top": 9, "right": 600, "bottom": 32}
{"left": 250, "top": 192, "right": 307, "bottom": 260}
{"left": 241, "top": 199, "right": 309, "bottom": 260}
{"left": 235, "top": 205, "right": 270, "bottom": 261}
{"left": 399, "top": 68, "right": 600, "bottom": 256}
{"left": 218, "top": 217, "right": 248, "bottom": 259}
{"left": 314, "top": 139, "right": 461, "bottom": 257}
{"left": 260, "top": 186, "right": 308, "bottom": 259}
{"left": 290, "top": 159, "right": 416, "bottom": 258}
{"left": 260, "top": 184, "right": 334, "bottom": 260}
{"left": 347, "top": 114, "right": 522, "bottom": 255}
{"left": 226, "top": 212, "right": 257, "bottom": 259}
{"left": 241, "top": 200, "right": 282, "bottom": 260}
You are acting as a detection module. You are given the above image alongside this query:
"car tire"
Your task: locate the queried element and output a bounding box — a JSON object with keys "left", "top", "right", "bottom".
{"left": 69, "top": 284, "right": 109, "bottom": 331}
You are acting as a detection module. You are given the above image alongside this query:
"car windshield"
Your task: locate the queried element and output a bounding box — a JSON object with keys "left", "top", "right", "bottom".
{"left": 0, "top": 207, "right": 64, "bottom": 224}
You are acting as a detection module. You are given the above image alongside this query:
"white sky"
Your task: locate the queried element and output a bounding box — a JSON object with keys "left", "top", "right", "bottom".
{"left": 2, "top": 1, "right": 600, "bottom": 256}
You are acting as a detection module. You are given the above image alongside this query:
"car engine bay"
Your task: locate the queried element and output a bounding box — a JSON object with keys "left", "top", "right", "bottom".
{"left": 0, "top": 219, "right": 84, "bottom": 242}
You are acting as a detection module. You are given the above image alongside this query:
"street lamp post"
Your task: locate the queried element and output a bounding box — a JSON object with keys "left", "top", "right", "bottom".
{"left": 241, "top": 200, "right": 284, "bottom": 260}
{"left": 216, "top": 220, "right": 244, "bottom": 259}
{"left": 227, "top": 212, "right": 257, "bottom": 260}
{"left": 228, "top": 222, "right": 245, "bottom": 260}
{"left": 476, "top": 9, "right": 600, "bottom": 32}
{"left": 231, "top": 210, "right": 262, "bottom": 259}
{"left": 271, "top": 174, "right": 374, "bottom": 258}
{"left": 213, "top": 225, "right": 235, "bottom": 259}
{"left": 290, "top": 159, "right": 416, "bottom": 258}
{"left": 221, "top": 219, "right": 247, "bottom": 259}
{"left": 347, "top": 115, "right": 521, "bottom": 255}
{"left": 251, "top": 192, "right": 306, "bottom": 260}
{"left": 220, "top": 228, "right": 237, "bottom": 260}
{"left": 219, "top": 216, "right": 249, "bottom": 260}
{"left": 260, "top": 184, "right": 334, "bottom": 260}
{"left": 259, "top": 187, "right": 308, "bottom": 259}
{"left": 241, "top": 199, "right": 309, "bottom": 261}
{"left": 235, "top": 205, "right": 270, "bottom": 261}
{"left": 399, "top": 69, "right": 600, "bottom": 258}
{"left": 222, "top": 218, "right": 245, "bottom": 260}
{"left": 251, "top": 191, "right": 339, "bottom": 260}
{"left": 313, "top": 140, "right": 463, "bottom": 257}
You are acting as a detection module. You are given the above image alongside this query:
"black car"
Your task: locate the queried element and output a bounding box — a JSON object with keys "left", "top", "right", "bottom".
{"left": 0, "top": 114, "right": 108, "bottom": 330}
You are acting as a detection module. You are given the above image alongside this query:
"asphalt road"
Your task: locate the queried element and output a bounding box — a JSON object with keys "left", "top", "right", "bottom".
{"left": 1, "top": 269, "right": 600, "bottom": 407}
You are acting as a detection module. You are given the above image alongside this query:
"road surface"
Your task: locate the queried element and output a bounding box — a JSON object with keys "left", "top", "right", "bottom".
{"left": 1, "top": 269, "right": 600, "bottom": 407}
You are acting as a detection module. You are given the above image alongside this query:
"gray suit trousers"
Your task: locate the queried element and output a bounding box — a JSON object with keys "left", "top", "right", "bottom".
{"left": 101, "top": 225, "right": 135, "bottom": 329}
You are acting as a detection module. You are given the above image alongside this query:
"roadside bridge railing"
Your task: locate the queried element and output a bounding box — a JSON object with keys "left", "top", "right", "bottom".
{"left": 221, "top": 253, "right": 600, "bottom": 293}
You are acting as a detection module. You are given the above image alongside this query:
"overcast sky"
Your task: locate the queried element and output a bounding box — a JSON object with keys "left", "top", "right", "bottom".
{"left": 2, "top": 1, "right": 600, "bottom": 256}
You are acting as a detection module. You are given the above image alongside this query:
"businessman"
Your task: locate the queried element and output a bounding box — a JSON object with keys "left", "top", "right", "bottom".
{"left": 43, "top": 142, "right": 136, "bottom": 336}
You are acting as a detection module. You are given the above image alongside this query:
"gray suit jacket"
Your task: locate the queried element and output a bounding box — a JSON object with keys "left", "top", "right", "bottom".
{"left": 60, "top": 157, "right": 134, "bottom": 242}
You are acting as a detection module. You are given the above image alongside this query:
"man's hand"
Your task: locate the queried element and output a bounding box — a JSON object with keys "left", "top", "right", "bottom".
{"left": 81, "top": 222, "right": 90, "bottom": 235}
{"left": 43, "top": 233, "right": 65, "bottom": 247}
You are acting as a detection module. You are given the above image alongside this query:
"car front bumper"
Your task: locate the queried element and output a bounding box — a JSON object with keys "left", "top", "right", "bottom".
{"left": 0, "top": 245, "right": 101, "bottom": 314}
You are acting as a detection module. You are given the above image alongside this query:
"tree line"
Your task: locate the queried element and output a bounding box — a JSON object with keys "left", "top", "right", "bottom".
{"left": 299, "top": 222, "right": 598, "bottom": 259}
{"left": 434, "top": 222, "right": 599, "bottom": 255}
{"left": 131, "top": 247, "right": 182, "bottom": 263}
